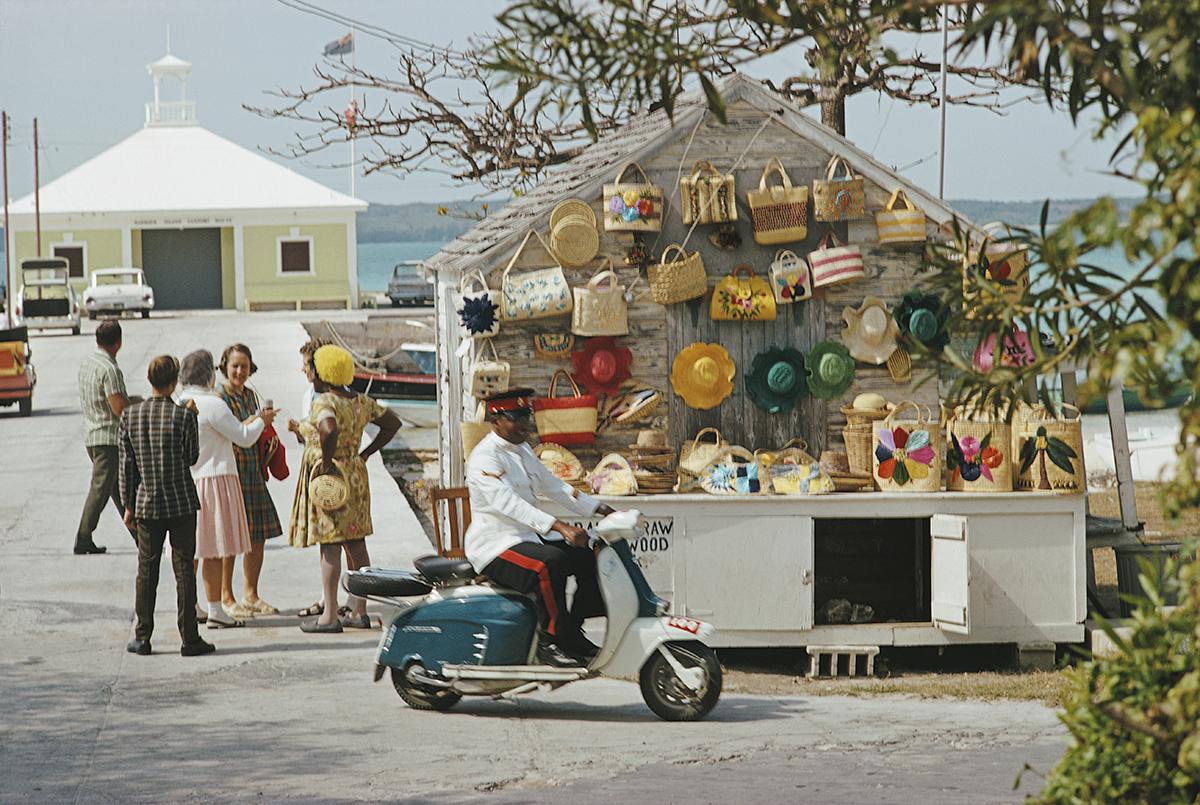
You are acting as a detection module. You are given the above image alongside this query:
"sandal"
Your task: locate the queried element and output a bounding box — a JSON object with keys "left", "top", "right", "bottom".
{"left": 299, "top": 619, "right": 343, "bottom": 634}
{"left": 243, "top": 598, "right": 279, "bottom": 615}
{"left": 223, "top": 602, "right": 255, "bottom": 620}
{"left": 207, "top": 617, "right": 245, "bottom": 630}
{"left": 297, "top": 601, "right": 323, "bottom": 618}
{"left": 339, "top": 612, "right": 374, "bottom": 630}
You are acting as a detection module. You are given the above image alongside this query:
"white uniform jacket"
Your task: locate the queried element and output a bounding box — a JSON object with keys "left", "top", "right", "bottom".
{"left": 463, "top": 431, "right": 600, "bottom": 572}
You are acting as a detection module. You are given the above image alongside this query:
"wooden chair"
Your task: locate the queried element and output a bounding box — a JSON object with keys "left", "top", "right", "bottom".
{"left": 430, "top": 486, "right": 471, "bottom": 559}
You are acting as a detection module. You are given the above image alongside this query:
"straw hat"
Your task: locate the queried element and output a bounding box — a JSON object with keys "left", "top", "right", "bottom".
{"left": 670, "top": 342, "right": 735, "bottom": 410}
{"left": 894, "top": 290, "right": 950, "bottom": 351}
{"left": 309, "top": 465, "right": 349, "bottom": 512}
{"left": 842, "top": 297, "right": 900, "bottom": 365}
{"left": 804, "top": 341, "right": 855, "bottom": 401}
{"left": 570, "top": 336, "right": 632, "bottom": 396}
{"left": 746, "top": 347, "right": 807, "bottom": 414}
{"left": 630, "top": 429, "right": 668, "bottom": 450}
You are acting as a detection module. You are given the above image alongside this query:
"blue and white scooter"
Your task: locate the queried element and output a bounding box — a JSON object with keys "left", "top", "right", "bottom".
{"left": 343, "top": 510, "right": 722, "bottom": 721}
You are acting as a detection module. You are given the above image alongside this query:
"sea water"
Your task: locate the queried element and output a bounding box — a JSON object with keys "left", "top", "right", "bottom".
{"left": 356, "top": 240, "right": 446, "bottom": 292}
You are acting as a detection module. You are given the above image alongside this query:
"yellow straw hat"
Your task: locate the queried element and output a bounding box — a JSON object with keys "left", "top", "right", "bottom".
{"left": 313, "top": 345, "right": 355, "bottom": 387}
{"left": 670, "top": 342, "right": 736, "bottom": 410}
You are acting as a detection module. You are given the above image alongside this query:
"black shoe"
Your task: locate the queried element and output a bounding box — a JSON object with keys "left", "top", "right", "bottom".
{"left": 180, "top": 638, "right": 215, "bottom": 657}
{"left": 126, "top": 638, "right": 151, "bottom": 655}
{"left": 535, "top": 634, "right": 584, "bottom": 668}
{"left": 74, "top": 542, "right": 107, "bottom": 555}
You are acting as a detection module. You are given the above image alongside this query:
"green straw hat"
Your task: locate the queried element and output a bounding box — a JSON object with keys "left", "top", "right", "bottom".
{"left": 894, "top": 289, "right": 950, "bottom": 351}
{"left": 805, "top": 341, "right": 855, "bottom": 401}
{"left": 746, "top": 347, "right": 808, "bottom": 414}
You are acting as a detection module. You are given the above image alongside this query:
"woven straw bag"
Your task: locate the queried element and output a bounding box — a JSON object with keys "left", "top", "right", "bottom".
{"left": 813, "top": 155, "right": 866, "bottom": 222}
{"left": 758, "top": 439, "right": 834, "bottom": 496}
{"left": 587, "top": 453, "right": 639, "bottom": 496}
{"left": 946, "top": 405, "right": 1014, "bottom": 492}
{"left": 710, "top": 265, "right": 776, "bottom": 321}
{"left": 681, "top": 160, "right": 737, "bottom": 225}
{"left": 532, "top": 369, "right": 598, "bottom": 446}
{"left": 534, "top": 443, "right": 585, "bottom": 483}
{"left": 468, "top": 339, "right": 510, "bottom": 399}
{"left": 550, "top": 204, "right": 599, "bottom": 268}
{"left": 603, "top": 162, "right": 663, "bottom": 232}
{"left": 872, "top": 402, "right": 942, "bottom": 492}
{"left": 748, "top": 157, "right": 808, "bottom": 245}
{"left": 808, "top": 232, "right": 865, "bottom": 288}
{"left": 963, "top": 222, "right": 1030, "bottom": 319}
{"left": 841, "top": 423, "right": 875, "bottom": 476}
{"left": 697, "top": 445, "right": 767, "bottom": 495}
{"left": 309, "top": 464, "right": 349, "bottom": 512}
{"left": 875, "top": 188, "right": 927, "bottom": 244}
{"left": 571, "top": 260, "right": 629, "bottom": 336}
{"left": 501, "top": 229, "right": 573, "bottom": 321}
{"left": 1013, "top": 403, "right": 1084, "bottom": 493}
{"left": 769, "top": 249, "right": 813, "bottom": 305}
{"left": 455, "top": 269, "right": 502, "bottom": 339}
{"left": 676, "top": 427, "right": 726, "bottom": 492}
{"left": 648, "top": 244, "right": 708, "bottom": 305}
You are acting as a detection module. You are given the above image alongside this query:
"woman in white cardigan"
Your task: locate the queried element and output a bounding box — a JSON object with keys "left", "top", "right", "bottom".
{"left": 178, "top": 350, "right": 276, "bottom": 628}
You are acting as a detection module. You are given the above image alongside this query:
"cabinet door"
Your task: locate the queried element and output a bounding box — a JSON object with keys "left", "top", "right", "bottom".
{"left": 931, "top": 514, "right": 971, "bottom": 635}
{"left": 683, "top": 515, "right": 812, "bottom": 631}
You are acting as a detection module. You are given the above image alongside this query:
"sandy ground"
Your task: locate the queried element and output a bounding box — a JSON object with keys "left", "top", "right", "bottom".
{"left": 0, "top": 311, "right": 1069, "bottom": 803}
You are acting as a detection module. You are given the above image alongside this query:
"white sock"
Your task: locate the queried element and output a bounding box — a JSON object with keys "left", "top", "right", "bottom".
{"left": 208, "top": 602, "right": 230, "bottom": 622}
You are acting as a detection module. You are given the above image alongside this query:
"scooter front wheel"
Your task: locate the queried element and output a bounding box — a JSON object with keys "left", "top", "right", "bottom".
{"left": 390, "top": 665, "right": 462, "bottom": 712}
{"left": 639, "top": 641, "right": 722, "bottom": 721}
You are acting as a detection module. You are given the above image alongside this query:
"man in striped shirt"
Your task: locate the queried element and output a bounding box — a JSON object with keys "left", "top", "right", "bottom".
{"left": 74, "top": 320, "right": 131, "bottom": 555}
{"left": 119, "top": 355, "right": 212, "bottom": 657}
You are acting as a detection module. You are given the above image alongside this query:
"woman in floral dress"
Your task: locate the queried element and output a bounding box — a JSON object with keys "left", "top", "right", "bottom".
{"left": 288, "top": 344, "right": 400, "bottom": 633}
{"left": 218, "top": 343, "right": 283, "bottom": 616}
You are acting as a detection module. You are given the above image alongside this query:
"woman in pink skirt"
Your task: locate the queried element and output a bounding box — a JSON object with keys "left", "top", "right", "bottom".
{"left": 178, "top": 350, "right": 277, "bottom": 628}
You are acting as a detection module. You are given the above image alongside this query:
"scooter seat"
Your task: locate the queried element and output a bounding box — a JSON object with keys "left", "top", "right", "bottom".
{"left": 414, "top": 555, "right": 476, "bottom": 585}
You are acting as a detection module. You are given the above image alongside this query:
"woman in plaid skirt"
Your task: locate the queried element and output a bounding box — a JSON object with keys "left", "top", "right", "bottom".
{"left": 219, "top": 344, "right": 284, "bottom": 616}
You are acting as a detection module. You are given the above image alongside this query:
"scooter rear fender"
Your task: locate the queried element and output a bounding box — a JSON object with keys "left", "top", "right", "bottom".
{"left": 602, "top": 615, "right": 715, "bottom": 678}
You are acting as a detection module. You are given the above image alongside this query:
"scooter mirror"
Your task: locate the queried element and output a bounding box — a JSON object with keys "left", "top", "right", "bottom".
{"left": 593, "top": 509, "right": 643, "bottom": 542}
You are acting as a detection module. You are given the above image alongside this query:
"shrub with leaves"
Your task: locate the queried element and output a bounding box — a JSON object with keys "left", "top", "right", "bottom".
{"left": 1033, "top": 550, "right": 1199, "bottom": 803}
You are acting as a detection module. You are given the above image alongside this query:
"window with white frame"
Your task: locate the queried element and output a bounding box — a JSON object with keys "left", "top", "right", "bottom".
{"left": 277, "top": 236, "right": 314, "bottom": 275}
{"left": 52, "top": 243, "right": 87, "bottom": 279}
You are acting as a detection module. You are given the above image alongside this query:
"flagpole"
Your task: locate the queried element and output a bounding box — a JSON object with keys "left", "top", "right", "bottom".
{"left": 937, "top": 3, "right": 948, "bottom": 200}
{"left": 349, "top": 27, "right": 356, "bottom": 199}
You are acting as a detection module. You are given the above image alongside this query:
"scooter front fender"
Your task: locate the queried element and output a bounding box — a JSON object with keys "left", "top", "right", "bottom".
{"left": 602, "top": 615, "right": 716, "bottom": 679}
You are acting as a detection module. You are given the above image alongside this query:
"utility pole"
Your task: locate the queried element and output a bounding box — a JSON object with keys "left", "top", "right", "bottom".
{"left": 937, "top": 4, "right": 948, "bottom": 200}
{"left": 350, "top": 26, "right": 357, "bottom": 199}
{"left": 33, "top": 117, "right": 41, "bottom": 255}
{"left": 2, "top": 111, "right": 10, "bottom": 324}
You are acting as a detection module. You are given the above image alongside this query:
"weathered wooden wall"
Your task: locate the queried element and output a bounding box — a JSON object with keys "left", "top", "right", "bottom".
{"left": 472, "top": 100, "right": 940, "bottom": 468}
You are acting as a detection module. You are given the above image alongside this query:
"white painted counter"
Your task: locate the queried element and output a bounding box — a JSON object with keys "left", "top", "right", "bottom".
{"left": 555, "top": 492, "right": 1087, "bottom": 649}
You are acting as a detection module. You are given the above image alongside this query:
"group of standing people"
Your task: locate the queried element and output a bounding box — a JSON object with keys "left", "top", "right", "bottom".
{"left": 74, "top": 320, "right": 400, "bottom": 655}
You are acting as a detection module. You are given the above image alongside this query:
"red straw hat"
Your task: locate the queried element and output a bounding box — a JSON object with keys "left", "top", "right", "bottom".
{"left": 570, "top": 336, "right": 632, "bottom": 396}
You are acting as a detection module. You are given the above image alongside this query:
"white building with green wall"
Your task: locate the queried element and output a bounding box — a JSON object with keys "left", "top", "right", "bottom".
{"left": 5, "top": 52, "right": 366, "bottom": 311}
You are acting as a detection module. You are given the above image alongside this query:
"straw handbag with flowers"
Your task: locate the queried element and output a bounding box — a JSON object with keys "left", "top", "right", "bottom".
{"left": 813, "top": 155, "right": 866, "bottom": 222}
{"left": 603, "top": 162, "right": 663, "bottom": 232}
{"left": 500, "top": 229, "right": 573, "bottom": 321}
{"left": 697, "top": 445, "right": 767, "bottom": 495}
{"left": 872, "top": 402, "right": 941, "bottom": 492}
{"left": 710, "top": 265, "right": 776, "bottom": 321}
{"left": 571, "top": 260, "right": 629, "bottom": 337}
{"left": 945, "top": 405, "right": 1013, "bottom": 492}
{"left": 963, "top": 222, "right": 1030, "bottom": 318}
{"left": 534, "top": 443, "right": 585, "bottom": 484}
{"left": 588, "top": 453, "right": 639, "bottom": 496}
{"left": 757, "top": 439, "right": 834, "bottom": 495}
{"left": 1013, "top": 403, "right": 1084, "bottom": 493}
{"left": 648, "top": 244, "right": 708, "bottom": 305}
{"left": 468, "top": 339, "right": 509, "bottom": 399}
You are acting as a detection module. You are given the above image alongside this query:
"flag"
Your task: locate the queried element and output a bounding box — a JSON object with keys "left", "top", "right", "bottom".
{"left": 323, "top": 32, "right": 353, "bottom": 57}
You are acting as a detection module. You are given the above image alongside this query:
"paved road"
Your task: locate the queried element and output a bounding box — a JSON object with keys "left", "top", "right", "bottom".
{"left": 0, "top": 312, "right": 1067, "bottom": 803}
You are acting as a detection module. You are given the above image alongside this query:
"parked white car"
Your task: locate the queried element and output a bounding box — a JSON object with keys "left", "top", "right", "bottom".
{"left": 82, "top": 268, "right": 155, "bottom": 319}
{"left": 15, "top": 259, "right": 81, "bottom": 335}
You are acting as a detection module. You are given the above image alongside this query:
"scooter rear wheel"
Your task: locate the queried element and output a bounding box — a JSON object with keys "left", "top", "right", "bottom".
{"left": 390, "top": 665, "right": 461, "bottom": 712}
{"left": 639, "top": 641, "right": 722, "bottom": 721}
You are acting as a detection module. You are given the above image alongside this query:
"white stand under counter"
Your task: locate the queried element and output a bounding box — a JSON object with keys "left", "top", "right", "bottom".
{"left": 555, "top": 492, "right": 1087, "bottom": 649}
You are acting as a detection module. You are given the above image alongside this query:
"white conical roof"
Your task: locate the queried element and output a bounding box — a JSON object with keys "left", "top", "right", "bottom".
{"left": 9, "top": 126, "right": 366, "bottom": 216}
{"left": 148, "top": 53, "right": 192, "bottom": 74}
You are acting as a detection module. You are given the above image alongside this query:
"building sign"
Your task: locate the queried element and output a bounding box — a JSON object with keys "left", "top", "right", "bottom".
{"left": 563, "top": 516, "right": 676, "bottom": 596}
{"left": 133, "top": 216, "right": 234, "bottom": 227}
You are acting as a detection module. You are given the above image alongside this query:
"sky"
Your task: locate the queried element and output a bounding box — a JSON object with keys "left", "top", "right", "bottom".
{"left": 0, "top": 0, "right": 1137, "bottom": 207}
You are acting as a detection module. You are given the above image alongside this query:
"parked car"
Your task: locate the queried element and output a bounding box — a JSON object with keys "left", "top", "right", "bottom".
{"left": 82, "top": 268, "right": 155, "bottom": 319}
{"left": 386, "top": 261, "right": 434, "bottom": 307}
{"left": 0, "top": 325, "right": 35, "bottom": 416}
{"left": 15, "top": 258, "right": 81, "bottom": 336}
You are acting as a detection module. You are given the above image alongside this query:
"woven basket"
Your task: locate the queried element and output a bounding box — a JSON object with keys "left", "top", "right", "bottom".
{"left": 534, "top": 443, "right": 585, "bottom": 483}
{"left": 587, "top": 453, "right": 639, "bottom": 496}
{"left": 872, "top": 402, "right": 942, "bottom": 492}
{"left": 648, "top": 244, "right": 708, "bottom": 305}
{"left": 1013, "top": 403, "right": 1085, "bottom": 493}
{"left": 840, "top": 406, "right": 892, "bottom": 426}
{"left": 460, "top": 421, "right": 491, "bottom": 461}
{"left": 551, "top": 211, "right": 599, "bottom": 268}
{"left": 677, "top": 427, "right": 726, "bottom": 492}
{"left": 841, "top": 423, "right": 875, "bottom": 476}
{"left": 309, "top": 465, "right": 349, "bottom": 512}
{"left": 571, "top": 260, "right": 629, "bottom": 336}
{"left": 945, "top": 410, "right": 1014, "bottom": 493}
{"left": 533, "top": 370, "right": 598, "bottom": 446}
{"left": 550, "top": 199, "right": 594, "bottom": 229}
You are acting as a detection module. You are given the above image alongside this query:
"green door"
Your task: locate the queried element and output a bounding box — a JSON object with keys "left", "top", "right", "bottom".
{"left": 140, "top": 228, "right": 223, "bottom": 309}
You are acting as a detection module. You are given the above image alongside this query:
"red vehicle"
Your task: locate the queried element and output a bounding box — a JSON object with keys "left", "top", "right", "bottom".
{"left": 0, "top": 326, "right": 36, "bottom": 416}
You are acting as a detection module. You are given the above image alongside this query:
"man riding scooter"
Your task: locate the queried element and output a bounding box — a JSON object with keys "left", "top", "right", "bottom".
{"left": 464, "top": 388, "right": 615, "bottom": 668}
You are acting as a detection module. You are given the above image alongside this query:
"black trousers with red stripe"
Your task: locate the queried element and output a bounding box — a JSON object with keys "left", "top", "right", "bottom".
{"left": 482, "top": 540, "right": 603, "bottom": 643}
